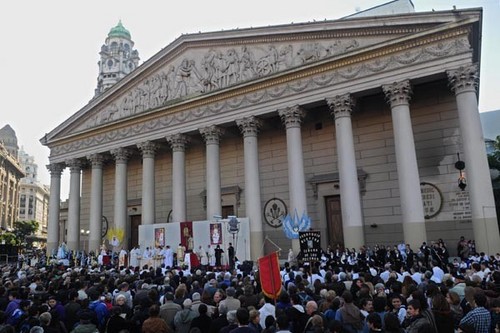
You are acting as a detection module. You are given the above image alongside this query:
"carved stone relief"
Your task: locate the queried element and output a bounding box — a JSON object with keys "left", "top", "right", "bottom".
{"left": 79, "top": 39, "right": 361, "bottom": 131}
{"left": 51, "top": 35, "right": 471, "bottom": 158}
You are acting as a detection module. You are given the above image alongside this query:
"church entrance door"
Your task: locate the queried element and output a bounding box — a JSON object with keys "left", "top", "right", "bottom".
{"left": 130, "top": 215, "right": 141, "bottom": 249}
{"left": 325, "top": 195, "right": 344, "bottom": 250}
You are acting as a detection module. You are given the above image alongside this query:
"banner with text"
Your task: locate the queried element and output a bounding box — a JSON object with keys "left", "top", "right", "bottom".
{"left": 299, "top": 230, "right": 321, "bottom": 262}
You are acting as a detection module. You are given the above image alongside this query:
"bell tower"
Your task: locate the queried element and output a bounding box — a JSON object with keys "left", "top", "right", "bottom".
{"left": 95, "top": 20, "right": 140, "bottom": 96}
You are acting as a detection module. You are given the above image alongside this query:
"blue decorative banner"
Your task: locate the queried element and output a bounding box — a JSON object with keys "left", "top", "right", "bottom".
{"left": 283, "top": 209, "right": 311, "bottom": 239}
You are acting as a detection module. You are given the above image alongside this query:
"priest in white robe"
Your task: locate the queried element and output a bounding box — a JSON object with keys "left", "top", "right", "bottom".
{"left": 198, "top": 245, "right": 208, "bottom": 267}
{"left": 129, "top": 246, "right": 141, "bottom": 268}
{"left": 208, "top": 244, "right": 216, "bottom": 267}
{"left": 164, "top": 245, "right": 174, "bottom": 268}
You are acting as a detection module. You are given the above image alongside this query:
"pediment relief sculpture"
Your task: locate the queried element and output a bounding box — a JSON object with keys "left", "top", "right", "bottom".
{"left": 78, "top": 39, "right": 363, "bottom": 131}
{"left": 49, "top": 33, "right": 471, "bottom": 159}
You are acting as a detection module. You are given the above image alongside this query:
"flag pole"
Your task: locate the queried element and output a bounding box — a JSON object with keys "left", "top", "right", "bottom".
{"left": 264, "top": 236, "right": 282, "bottom": 255}
{"left": 269, "top": 251, "right": 277, "bottom": 305}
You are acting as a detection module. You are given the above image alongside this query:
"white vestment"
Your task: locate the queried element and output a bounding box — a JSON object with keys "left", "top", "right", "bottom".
{"left": 199, "top": 247, "right": 208, "bottom": 266}
{"left": 208, "top": 246, "right": 216, "bottom": 266}
{"left": 165, "top": 248, "right": 174, "bottom": 268}
{"left": 130, "top": 248, "right": 140, "bottom": 267}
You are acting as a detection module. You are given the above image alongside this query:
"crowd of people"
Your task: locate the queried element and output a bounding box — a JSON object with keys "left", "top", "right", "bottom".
{"left": 0, "top": 236, "right": 499, "bottom": 333}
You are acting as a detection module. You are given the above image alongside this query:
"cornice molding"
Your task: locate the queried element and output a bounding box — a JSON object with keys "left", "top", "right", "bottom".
{"left": 48, "top": 29, "right": 472, "bottom": 159}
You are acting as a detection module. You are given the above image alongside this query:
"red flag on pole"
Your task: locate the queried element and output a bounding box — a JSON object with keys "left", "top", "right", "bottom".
{"left": 258, "top": 251, "right": 282, "bottom": 300}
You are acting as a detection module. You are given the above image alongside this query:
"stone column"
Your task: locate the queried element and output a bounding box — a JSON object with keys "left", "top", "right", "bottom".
{"left": 279, "top": 105, "right": 308, "bottom": 254}
{"left": 166, "top": 134, "right": 189, "bottom": 222}
{"left": 447, "top": 64, "right": 500, "bottom": 253}
{"left": 200, "top": 126, "right": 224, "bottom": 220}
{"left": 46, "top": 163, "right": 64, "bottom": 256}
{"left": 236, "top": 117, "right": 264, "bottom": 260}
{"left": 87, "top": 154, "right": 104, "bottom": 253}
{"left": 137, "top": 141, "right": 158, "bottom": 225}
{"left": 65, "top": 159, "right": 82, "bottom": 251}
{"left": 111, "top": 148, "right": 131, "bottom": 249}
{"left": 326, "top": 94, "right": 365, "bottom": 249}
{"left": 382, "top": 80, "right": 426, "bottom": 249}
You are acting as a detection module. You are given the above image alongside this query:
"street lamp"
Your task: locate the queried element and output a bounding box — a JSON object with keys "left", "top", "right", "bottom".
{"left": 80, "top": 229, "right": 90, "bottom": 252}
{"left": 455, "top": 152, "right": 467, "bottom": 191}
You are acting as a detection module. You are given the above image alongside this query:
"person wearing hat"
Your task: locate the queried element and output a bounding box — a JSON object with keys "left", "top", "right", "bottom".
{"left": 112, "top": 282, "right": 133, "bottom": 308}
{"left": 173, "top": 299, "right": 197, "bottom": 333}
{"left": 191, "top": 292, "right": 204, "bottom": 315}
{"left": 160, "top": 292, "right": 181, "bottom": 329}
{"left": 113, "top": 294, "right": 133, "bottom": 319}
{"left": 450, "top": 275, "right": 466, "bottom": 301}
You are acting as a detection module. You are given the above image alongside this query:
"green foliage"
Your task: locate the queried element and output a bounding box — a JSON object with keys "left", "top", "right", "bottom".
{"left": 489, "top": 135, "right": 500, "bottom": 181}
{"left": 493, "top": 135, "right": 500, "bottom": 161}
{"left": 13, "top": 220, "right": 39, "bottom": 247}
{"left": 0, "top": 232, "right": 20, "bottom": 246}
{"left": 488, "top": 154, "right": 500, "bottom": 171}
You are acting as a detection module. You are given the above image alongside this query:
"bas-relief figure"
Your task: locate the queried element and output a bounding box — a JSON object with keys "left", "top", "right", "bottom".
{"left": 82, "top": 40, "right": 361, "bottom": 130}
{"left": 51, "top": 34, "right": 471, "bottom": 157}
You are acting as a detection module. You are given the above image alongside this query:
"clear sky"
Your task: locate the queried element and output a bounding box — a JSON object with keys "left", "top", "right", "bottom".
{"left": 1, "top": 0, "right": 499, "bottom": 200}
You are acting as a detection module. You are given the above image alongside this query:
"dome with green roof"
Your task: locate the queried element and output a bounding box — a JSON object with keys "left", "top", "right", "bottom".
{"left": 108, "top": 20, "right": 131, "bottom": 39}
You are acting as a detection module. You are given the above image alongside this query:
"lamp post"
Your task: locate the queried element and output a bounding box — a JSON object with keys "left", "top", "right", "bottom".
{"left": 80, "top": 229, "right": 90, "bottom": 252}
{"left": 455, "top": 152, "right": 467, "bottom": 191}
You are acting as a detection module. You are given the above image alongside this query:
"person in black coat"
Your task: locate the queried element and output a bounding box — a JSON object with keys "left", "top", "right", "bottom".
{"left": 105, "top": 306, "right": 129, "bottom": 333}
{"left": 285, "top": 294, "right": 309, "bottom": 333}
{"left": 214, "top": 246, "right": 224, "bottom": 267}
{"left": 209, "top": 303, "right": 229, "bottom": 333}
{"left": 190, "top": 304, "right": 212, "bottom": 333}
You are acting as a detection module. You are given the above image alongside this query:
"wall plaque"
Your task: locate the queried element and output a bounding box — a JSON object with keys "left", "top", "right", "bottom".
{"left": 420, "top": 182, "right": 443, "bottom": 219}
{"left": 449, "top": 190, "right": 472, "bottom": 221}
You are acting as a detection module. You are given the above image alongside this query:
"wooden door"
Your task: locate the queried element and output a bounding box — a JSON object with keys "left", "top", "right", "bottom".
{"left": 222, "top": 205, "right": 234, "bottom": 218}
{"left": 130, "top": 215, "right": 141, "bottom": 249}
{"left": 325, "top": 196, "right": 344, "bottom": 250}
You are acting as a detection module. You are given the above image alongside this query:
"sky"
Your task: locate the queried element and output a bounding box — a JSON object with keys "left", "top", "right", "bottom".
{"left": 1, "top": 0, "right": 499, "bottom": 200}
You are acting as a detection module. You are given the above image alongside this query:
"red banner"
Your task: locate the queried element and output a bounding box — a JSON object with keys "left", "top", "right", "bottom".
{"left": 180, "top": 221, "right": 193, "bottom": 252}
{"left": 258, "top": 252, "right": 282, "bottom": 299}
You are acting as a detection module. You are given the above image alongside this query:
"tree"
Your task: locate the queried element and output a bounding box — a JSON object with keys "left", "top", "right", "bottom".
{"left": 488, "top": 135, "right": 500, "bottom": 180}
{"left": 487, "top": 135, "right": 500, "bottom": 227}
{"left": 0, "top": 232, "right": 20, "bottom": 246}
{"left": 13, "top": 220, "right": 39, "bottom": 248}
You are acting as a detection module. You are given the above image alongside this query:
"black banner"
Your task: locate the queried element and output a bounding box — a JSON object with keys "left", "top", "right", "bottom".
{"left": 299, "top": 231, "right": 321, "bottom": 262}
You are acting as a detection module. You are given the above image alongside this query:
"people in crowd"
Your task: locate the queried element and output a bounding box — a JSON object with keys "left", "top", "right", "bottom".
{"left": 459, "top": 291, "right": 491, "bottom": 333}
{"left": 1, "top": 235, "right": 498, "bottom": 333}
{"left": 142, "top": 304, "right": 172, "bottom": 333}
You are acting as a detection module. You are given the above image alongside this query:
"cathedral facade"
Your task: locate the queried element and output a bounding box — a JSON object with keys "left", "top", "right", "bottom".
{"left": 41, "top": 8, "right": 500, "bottom": 259}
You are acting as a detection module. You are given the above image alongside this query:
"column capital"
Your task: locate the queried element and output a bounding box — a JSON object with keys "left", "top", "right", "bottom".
{"left": 110, "top": 148, "right": 131, "bottom": 163}
{"left": 200, "top": 125, "right": 224, "bottom": 145}
{"left": 236, "top": 116, "right": 262, "bottom": 137}
{"left": 65, "top": 159, "right": 82, "bottom": 173}
{"left": 382, "top": 80, "right": 412, "bottom": 107}
{"left": 326, "top": 94, "right": 355, "bottom": 120}
{"left": 166, "top": 134, "right": 190, "bottom": 152}
{"left": 87, "top": 153, "right": 104, "bottom": 168}
{"left": 46, "top": 163, "right": 65, "bottom": 177}
{"left": 137, "top": 141, "right": 158, "bottom": 158}
{"left": 278, "top": 105, "right": 305, "bottom": 129}
{"left": 447, "top": 64, "right": 479, "bottom": 95}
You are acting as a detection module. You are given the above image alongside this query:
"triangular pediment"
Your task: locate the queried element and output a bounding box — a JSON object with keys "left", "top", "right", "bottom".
{"left": 43, "top": 9, "right": 481, "bottom": 145}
